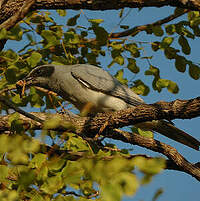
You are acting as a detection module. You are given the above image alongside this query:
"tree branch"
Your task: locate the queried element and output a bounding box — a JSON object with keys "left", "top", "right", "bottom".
{"left": 0, "top": 0, "right": 35, "bottom": 50}
{"left": 110, "top": 9, "right": 188, "bottom": 38}
{"left": 107, "top": 129, "right": 200, "bottom": 181}
{"left": 0, "top": 96, "right": 44, "bottom": 123}
{"left": 1, "top": 97, "right": 200, "bottom": 133}
{"left": 0, "top": 96, "right": 200, "bottom": 180}
{"left": 0, "top": 0, "right": 200, "bottom": 31}
{"left": 30, "top": 0, "right": 200, "bottom": 11}
{"left": 1, "top": 110, "right": 200, "bottom": 180}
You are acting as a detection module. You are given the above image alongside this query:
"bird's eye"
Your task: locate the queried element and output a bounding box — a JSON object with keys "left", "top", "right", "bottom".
{"left": 36, "top": 69, "right": 42, "bottom": 75}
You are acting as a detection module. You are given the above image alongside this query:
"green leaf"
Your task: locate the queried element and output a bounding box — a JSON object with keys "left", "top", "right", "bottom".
{"left": 93, "top": 26, "right": 108, "bottom": 45}
{"left": 167, "top": 80, "right": 179, "bottom": 94}
{"left": 175, "top": 55, "right": 187, "bottom": 72}
{"left": 145, "top": 65, "right": 160, "bottom": 77}
{"left": 112, "top": 172, "right": 139, "bottom": 196}
{"left": 101, "top": 184, "right": 121, "bottom": 201}
{"left": 189, "top": 64, "right": 200, "bottom": 80}
{"left": 62, "top": 161, "right": 83, "bottom": 185}
{"left": 151, "top": 42, "right": 160, "bottom": 52}
{"left": 18, "top": 170, "right": 36, "bottom": 188}
{"left": 164, "top": 47, "right": 179, "bottom": 59}
{"left": 41, "top": 30, "right": 60, "bottom": 48}
{"left": 133, "top": 156, "right": 165, "bottom": 175}
{"left": 114, "top": 55, "right": 124, "bottom": 65}
{"left": 175, "top": 23, "right": 194, "bottom": 38}
{"left": 29, "top": 87, "right": 45, "bottom": 107}
{"left": 111, "top": 49, "right": 121, "bottom": 58}
{"left": 30, "top": 153, "right": 47, "bottom": 169}
{"left": 138, "top": 128, "right": 154, "bottom": 138}
{"left": 67, "top": 14, "right": 80, "bottom": 26}
{"left": 160, "top": 37, "right": 174, "bottom": 48}
{"left": 68, "top": 136, "right": 90, "bottom": 151}
{"left": 41, "top": 175, "right": 64, "bottom": 194}
{"left": 165, "top": 24, "right": 176, "bottom": 35}
{"left": 54, "top": 195, "right": 76, "bottom": 201}
{"left": 56, "top": 9, "right": 67, "bottom": 17}
{"left": 190, "top": 17, "right": 200, "bottom": 27}
{"left": 0, "top": 165, "right": 9, "bottom": 180}
{"left": 26, "top": 190, "right": 45, "bottom": 201}
{"left": 12, "top": 94, "right": 22, "bottom": 104}
{"left": 110, "top": 41, "right": 123, "bottom": 50}
{"left": 125, "top": 43, "right": 140, "bottom": 57}
{"left": 7, "top": 25, "right": 23, "bottom": 41}
{"left": 178, "top": 36, "right": 191, "bottom": 55}
{"left": 156, "top": 79, "right": 169, "bottom": 88}
{"left": 0, "top": 190, "right": 18, "bottom": 201}
{"left": 27, "top": 52, "right": 42, "bottom": 67}
{"left": 64, "top": 31, "right": 80, "bottom": 45}
{"left": 0, "top": 28, "right": 7, "bottom": 40}
{"left": 47, "top": 158, "right": 66, "bottom": 171}
{"left": 155, "top": 79, "right": 179, "bottom": 94}
{"left": 5, "top": 66, "right": 19, "bottom": 83}
{"left": 2, "top": 50, "right": 19, "bottom": 64}
{"left": 192, "top": 25, "right": 200, "bottom": 36}
{"left": 127, "top": 58, "right": 140, "bottom": 73}
{"left": 88, "top": 19, "right": 104, "bottom": 24}
{"left": 115, "top": 69, "right": 128, "bottom": 85}
{"left": 152, "top": 26, "right": 164, "bottom": 37}
{"left": 188, "top": 11, "right": 200, "bottom": 21}
{"left": 131, "top": 80, "right": 150, "bottom": 96}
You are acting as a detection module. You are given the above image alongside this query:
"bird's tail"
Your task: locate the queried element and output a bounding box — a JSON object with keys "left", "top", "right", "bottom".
{"left": 135, "top": 120, "right": 200, "bottom": 150}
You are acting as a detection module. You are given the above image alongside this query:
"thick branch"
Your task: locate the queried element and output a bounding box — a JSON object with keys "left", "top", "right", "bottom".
{"left": 0, "top": 96, "right": 200, "bottom": 180}
{"left": 1, "top": 97, "right": 200, "bottom": 133}
{"left": 29, "top": 0, "right": 200, "bottom": 11}
{"left": 0, "top": 0, "right": 35, "bottom": 50}
{"left": 85, "top": 97, "right": 200, "bottom": 133}
{"left": 0, "top": 0, "right": 200, "bottom": 29}
{"left": 0, "top": 110, "right": 200, "bottom": 181}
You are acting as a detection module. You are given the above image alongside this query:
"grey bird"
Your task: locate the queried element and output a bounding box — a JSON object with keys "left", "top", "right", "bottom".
{"left": 17, "top": 64, "right": 200, "bottom": 150}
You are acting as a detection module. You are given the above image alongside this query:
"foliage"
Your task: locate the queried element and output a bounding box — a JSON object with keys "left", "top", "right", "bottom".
{"left": 0, "top": 7, "right": 199, "bottom": 201}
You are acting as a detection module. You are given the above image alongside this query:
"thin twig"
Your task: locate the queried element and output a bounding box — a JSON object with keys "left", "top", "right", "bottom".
{"left": 0, "top": 96, "right": 44, "bottom": 123}
{"left": 109, "top": 9, "right": 188, "bottom": 38}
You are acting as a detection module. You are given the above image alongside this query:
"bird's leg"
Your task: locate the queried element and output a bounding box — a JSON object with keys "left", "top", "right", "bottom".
{"left": 80, "top": 102, "right": 95, "bottom": 117}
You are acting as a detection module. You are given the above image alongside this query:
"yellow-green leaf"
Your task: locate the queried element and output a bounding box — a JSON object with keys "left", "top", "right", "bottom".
{"left": 178, "top": 35, "right": 191, "bottom": 55}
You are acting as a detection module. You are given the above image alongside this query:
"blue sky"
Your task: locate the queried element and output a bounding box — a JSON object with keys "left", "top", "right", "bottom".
{"left": 5, "top": 5, "right": 200, "bottom": 201}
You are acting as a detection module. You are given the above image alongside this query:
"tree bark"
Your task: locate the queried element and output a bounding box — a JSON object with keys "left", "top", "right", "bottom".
{"left": 0, "top": 0, "right": 200, "bottom": 26}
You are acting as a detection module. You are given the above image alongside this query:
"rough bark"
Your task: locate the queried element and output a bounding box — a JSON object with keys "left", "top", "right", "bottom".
{"left": 1, "top": 96, "right": 200, "bottom": 134}
{"left": 0, "top": 97, "right": 200, "bottom": 181}
{"left": 0, "top": 0, "right": 200, "bottom": 26}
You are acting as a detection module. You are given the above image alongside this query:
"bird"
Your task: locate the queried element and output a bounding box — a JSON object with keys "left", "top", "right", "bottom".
{"left": 17, "top": 64, "right": 200, "bottom": 150}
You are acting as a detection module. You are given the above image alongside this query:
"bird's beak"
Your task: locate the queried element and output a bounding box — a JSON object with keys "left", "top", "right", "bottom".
{"left": 16, "top": 76, "right": 37, "bottom": 87}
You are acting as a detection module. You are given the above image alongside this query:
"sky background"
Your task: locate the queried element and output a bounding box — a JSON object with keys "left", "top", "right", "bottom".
{"left": 5, "top": 5, "right": 200, "bottom": 201}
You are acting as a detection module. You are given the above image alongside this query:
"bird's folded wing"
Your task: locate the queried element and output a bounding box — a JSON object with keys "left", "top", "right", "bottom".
{"left": 71, "top": 64, "right": 144, "bottom": 106}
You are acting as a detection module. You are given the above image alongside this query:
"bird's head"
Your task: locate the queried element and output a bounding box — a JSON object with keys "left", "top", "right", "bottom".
{"left": 17, "top": 65, "right": 55, "bottom": 89}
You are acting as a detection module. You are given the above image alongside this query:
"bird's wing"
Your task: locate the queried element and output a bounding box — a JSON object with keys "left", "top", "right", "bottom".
{"left": 71, "top": 64, "right": 144, "bottom": 106}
